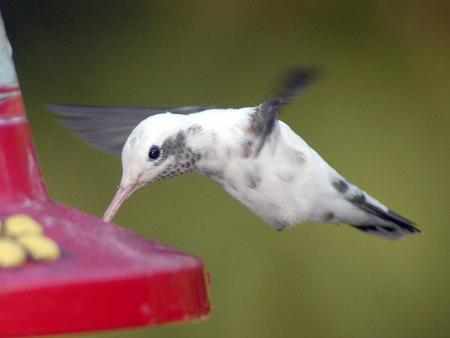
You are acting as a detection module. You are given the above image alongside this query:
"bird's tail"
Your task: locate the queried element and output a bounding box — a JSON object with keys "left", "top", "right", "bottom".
{"left": 329, "top": 177, "right": 421, "bottom": 239}
{"left": 349, "top": 195, "right": 421, "bottom": 240}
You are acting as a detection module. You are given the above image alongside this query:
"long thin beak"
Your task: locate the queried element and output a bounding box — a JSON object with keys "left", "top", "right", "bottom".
{"left": 103, "top": 183, "right": 138, "bottom": 222}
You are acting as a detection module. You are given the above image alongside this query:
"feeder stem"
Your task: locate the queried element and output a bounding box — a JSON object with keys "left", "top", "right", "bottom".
{"left": 0, "top": 11, "right": 50, "bottom": 204}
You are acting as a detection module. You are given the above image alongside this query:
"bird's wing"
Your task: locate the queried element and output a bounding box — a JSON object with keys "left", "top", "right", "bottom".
{"left": 252, "top": 68, "right": 317, "bottom": 156}
{"left": 47, "top": 104, "right": 216, "bottom": 156}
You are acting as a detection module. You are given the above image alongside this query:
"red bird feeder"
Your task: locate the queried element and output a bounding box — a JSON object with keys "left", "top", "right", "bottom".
{"left": 0, "top": 13, "right": 210, "bottom": 338}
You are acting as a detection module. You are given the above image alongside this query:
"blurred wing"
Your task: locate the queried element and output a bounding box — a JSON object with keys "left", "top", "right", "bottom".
{"left": 47, "top": 104, "right": 215, "bottom": 156}
{"left": 253, "top": 68, "right": 318, "bottom": 156}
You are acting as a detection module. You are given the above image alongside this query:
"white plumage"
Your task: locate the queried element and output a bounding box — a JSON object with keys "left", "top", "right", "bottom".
{"left": 48, "top": 69, "right": 420, "bottom": 239}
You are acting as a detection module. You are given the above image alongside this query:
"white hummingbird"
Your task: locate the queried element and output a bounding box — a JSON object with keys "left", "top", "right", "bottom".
{"left": 48, "top": 68, "right": 420, "bottom": 239}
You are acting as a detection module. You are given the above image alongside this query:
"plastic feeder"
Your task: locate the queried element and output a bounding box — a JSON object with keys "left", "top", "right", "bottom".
{"left": 0, "top": 12, "right": 210, "bottom": 338}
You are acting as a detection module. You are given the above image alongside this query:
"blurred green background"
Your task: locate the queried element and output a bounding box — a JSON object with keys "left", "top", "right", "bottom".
{"left": 2, "top": 1, "right": 450, "bottom": 337}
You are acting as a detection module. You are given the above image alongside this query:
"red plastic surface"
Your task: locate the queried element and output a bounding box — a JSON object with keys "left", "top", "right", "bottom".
{"left": 0, "top": 87, "right": 211, "bottom": 337}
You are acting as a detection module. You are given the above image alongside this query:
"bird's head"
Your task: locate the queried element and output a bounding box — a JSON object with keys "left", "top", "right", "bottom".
{"left": 103, "top": 113, "right": 202, "bottom": 222}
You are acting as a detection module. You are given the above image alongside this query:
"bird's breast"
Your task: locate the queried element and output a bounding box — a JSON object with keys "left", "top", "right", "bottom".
{"left": 217, "top": 150, "right": 317, "bottom": 230}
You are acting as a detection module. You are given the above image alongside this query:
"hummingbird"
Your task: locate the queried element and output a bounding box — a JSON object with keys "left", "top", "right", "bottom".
{"left": 48, "top": 68, "right": 420, "bottom": 239}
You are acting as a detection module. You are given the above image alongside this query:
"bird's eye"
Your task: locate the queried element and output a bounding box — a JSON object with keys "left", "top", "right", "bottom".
{"left": 148, "top": 145, "right": 161, "bottom": 161}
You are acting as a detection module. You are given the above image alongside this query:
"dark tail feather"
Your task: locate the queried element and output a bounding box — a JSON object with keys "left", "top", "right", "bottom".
{"left": 351, "top": 222, "right": 420, "bottom": 240}
{"left": 349, "top": 193, "right": 420, "bottom": 239}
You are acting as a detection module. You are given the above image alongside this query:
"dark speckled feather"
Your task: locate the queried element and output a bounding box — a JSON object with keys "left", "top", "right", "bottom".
{"left": 252, "top": 68, "right": 318, "bottom": 156}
